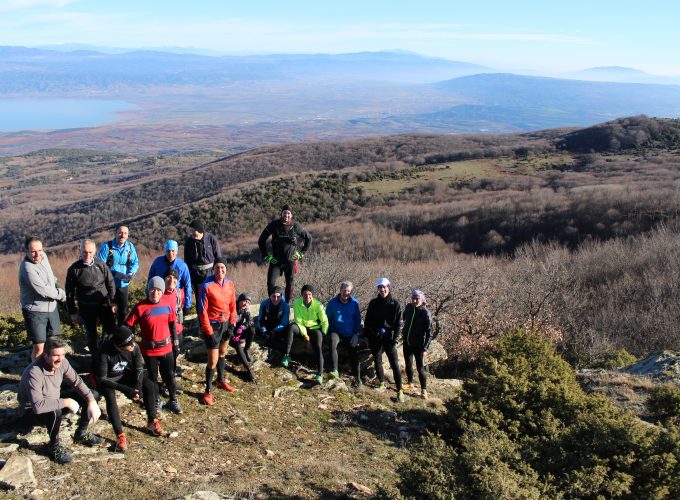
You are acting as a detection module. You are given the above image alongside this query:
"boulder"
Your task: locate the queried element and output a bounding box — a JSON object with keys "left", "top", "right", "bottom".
{"left": 0, "top": 455, "right": 37, "bottom": 490}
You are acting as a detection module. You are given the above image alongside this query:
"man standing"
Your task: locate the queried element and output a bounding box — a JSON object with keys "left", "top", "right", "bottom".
{"left": 197, "top": 257, "right": 237, "bottom": 405}
{"left": 97, "top": 225, "right": 139, "bottom": 325}
{"left": 326, "top": 281, "right": 363, "bottom": 382}
{"left": 258, "top": 205, "right": 312, "bottom": 303}
{"left": 19, "top": 236, "right": 66, "bottom": 360}
{"left": 148, "top": 240, "right": 192, "bottom": 315}
{"left": 184, "top": 220, "right": 221, "bottom": 305}
{"left": 65, "top": 239, "right": 116, "bottom": 368}
{"left": 18, "top": 336, "right": 103, "bottom": 464}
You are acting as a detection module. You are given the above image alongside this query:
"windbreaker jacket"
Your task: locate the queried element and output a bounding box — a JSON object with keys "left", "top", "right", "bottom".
{"left": 19, "top": 253, "right": 65, "bottom": 313}
{"left": 257, "top": 298, "right": 290, "bottom": 332}
{"left": 402, "top": 303, "right": 434, "bottom": 351}
{"left": 292, "top": 297, "right": 329, "bottom": 337}
{"left": 364, "top": 293, "right": 402, "bottom": 342}
{"left": 258, "top": 219, "right": 312, "bottom": 263}
{"left": 198, "top": 276, "right": 237, "bottom": 335}
{"left": 65, "top": 258, "right": 115, "bottom": 314}
{"left": 97, "top": 239, "right": 139, "bottom": 289}
{"left": 147, "top": 256, "right": 192, "bottom": 308}
{"left": 326, "top": 295, "right": 362, "bottom": 338}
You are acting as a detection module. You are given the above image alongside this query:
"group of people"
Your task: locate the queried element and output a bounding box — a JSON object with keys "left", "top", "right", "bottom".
{"left": 16, "top": 205, "right": 434, "bottom": 464}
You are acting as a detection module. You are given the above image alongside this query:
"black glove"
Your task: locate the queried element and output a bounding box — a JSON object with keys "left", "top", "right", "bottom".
{"left": 113, "top": 271, "right": 131, "bottom": 283}
{"left": 183, "top": 306, "right": 191, "bottom": 317}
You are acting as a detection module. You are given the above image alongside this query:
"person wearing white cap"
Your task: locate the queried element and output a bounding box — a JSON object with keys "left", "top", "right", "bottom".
{"left": 148, "top": 239, "right": 193, "bottom": 313}
{"left": 364, "top": 277, "right": 405, "bottom": 402}
{"left": 402, "top": 289, "right": 434, "bottom": 399}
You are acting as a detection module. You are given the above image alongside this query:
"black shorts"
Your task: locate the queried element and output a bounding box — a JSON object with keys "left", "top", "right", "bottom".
{"left": 23, "top": 308, "right": 61, "bottom": 344}
{"left": 204, "top": 321, "right": 226, "bottom": 349}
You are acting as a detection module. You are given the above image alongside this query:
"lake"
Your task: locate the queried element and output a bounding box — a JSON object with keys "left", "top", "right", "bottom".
{"left": 0, "top": 98, "right": 137, "bottom": 131}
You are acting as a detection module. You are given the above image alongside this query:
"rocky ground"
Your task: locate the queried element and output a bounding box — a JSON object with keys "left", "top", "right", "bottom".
{"left": 0, "top": 333, "right": 461, "bottom": 499}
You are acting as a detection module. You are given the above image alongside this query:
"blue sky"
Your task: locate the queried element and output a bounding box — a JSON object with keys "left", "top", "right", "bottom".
{"left": 0, "top": 0, "right": 677, "bottom": 75}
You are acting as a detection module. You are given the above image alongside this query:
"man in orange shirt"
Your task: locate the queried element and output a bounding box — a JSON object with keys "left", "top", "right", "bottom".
{"left": 197, "top": 257, "right": 237, "bottom": 405}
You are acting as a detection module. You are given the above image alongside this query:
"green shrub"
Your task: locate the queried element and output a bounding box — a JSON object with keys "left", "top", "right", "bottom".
{"left": 590, "top": 348, "right": 638, "bottom": 369}
{"left": 648, "top": 384, "right": 680, "bottom": 424}
{"left": 398, "top": 329, "right": 680, "bottom": 499}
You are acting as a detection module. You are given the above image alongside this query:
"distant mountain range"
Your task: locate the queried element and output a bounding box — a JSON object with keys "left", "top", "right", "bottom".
{"left": 0, "top": 46, "right": 679, "bottom": 153}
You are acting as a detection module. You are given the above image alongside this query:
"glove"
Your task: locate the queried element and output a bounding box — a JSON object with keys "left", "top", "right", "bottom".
{"left": 378, "top": 327, "right": 388, "bottom": 336}
{"left": 264, "top": 255, "right": 278, "bottom": 265}
{"left": 259, "top": 326, "right": 267, "bottom": 335}
{"left": 292, "top": 251, "right": 304, "bottom": 260}
{"left": 235, "top": 325, "right": 245, "bottom": 336}
{"left": 113, "top": 271, "right": 131, "bottom": 283}
{"left": 87, "top": 400, "right": 102, "bottom": 426}
{"left": 350, "top": 334, "right": 359, "bottom": 348}
{"left": 183, "top": 306, "right": 191, "bottom": 317}
{"left": 63, "top": 398, "right": 80, "bottom": 414}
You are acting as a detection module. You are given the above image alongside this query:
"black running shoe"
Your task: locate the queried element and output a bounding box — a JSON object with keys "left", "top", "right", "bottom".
{"left": 74, "top": 430, "right": 104, "bottom": 447}
{"left": 48, "top": 443, "right": 73, "bottom": 464}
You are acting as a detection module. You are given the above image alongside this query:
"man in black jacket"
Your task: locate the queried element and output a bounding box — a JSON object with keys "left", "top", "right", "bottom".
{"left": 65, "top": 239, "right": 116, "bottom": 370}
{"left": 258, "top": 205, "right": 312, "bottom": 303}
{"left": 184, "top": 219, "right": 222, "bottom": 305}
{"left": 364, "top": 277, "right": 405, "bottom": 402}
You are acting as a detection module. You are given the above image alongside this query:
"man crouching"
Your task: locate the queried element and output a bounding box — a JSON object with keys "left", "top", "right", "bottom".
{"left": 18, "top": 336, "right": 103, "bottom": 464}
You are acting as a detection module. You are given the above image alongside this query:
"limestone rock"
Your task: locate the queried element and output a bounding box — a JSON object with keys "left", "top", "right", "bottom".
{"left": 0, "top": 455, "right": 37, "bottom": 490}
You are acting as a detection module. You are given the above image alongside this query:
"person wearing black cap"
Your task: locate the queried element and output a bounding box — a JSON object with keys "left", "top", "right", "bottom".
{"left": 285, "top": 284, "right": 328, "bottom": 384}
{"left": 257, "top": 286, "right": 290, "bottom": 342}
{"left": 258, "top": 205, "right": 312, "bottom": 303}
{"left": 184, "top": 219, "right": 222, "bottom": 305}
{"left": 96, "top": 326, "right": 163, "bottom": 451}
{"left": 221, "top": 292, "right": 256, "bottom": 382}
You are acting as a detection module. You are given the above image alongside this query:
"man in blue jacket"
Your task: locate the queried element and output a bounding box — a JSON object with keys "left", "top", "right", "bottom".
{"left": 97, "top": 225, "right": 139, "bottom": 325}
{"left": 256, "top": 286, "right": 290, "bottom": 342}
{"left": 148, "top": 240, "right": 192, "bottom": 314}
{"left": 326, "top": 281, "right": 362, "bottom": 382}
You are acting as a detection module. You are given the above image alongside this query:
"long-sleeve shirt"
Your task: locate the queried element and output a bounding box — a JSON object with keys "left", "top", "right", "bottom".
{"left": 19, "top": 254, "right": 65, "bottom": 313}
{"left": 184, "top": 233, "right": 221, "bottom": 273}
{"left": 125, "top": 299, "right": 176, "bottom": 357}
{"left": 96, "top": 339, "right": 145, "bottom": 393}
{"left": 147, "top": 256, "right": 192, "bottom": 308}
{"left": 65, "top": 258, "right": 115, "bottom": 314}
{"left": 18, "top": 356, "right": 92, "bottom": 414}
{"left": 96, "top": 239, "right": 139, "bottom": 289}
{"left": 326, "top": 295, "right": 362, "bottom": 338}
{"left": 292, "top": 297, "right": 329, "bottom": 337}
{"left": 198, "top": 276, "right": 237, "bottom": 335}
{"left": 402, "top": 303, "right": 434, "bottom": 351}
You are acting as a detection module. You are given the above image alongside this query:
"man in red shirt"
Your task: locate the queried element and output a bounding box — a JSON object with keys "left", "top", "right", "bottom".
{"left": 198, "top": 257, "right": 237, "bottom": 405}
{"left": 126, "top": 276, "right": 182, "bottom": 416}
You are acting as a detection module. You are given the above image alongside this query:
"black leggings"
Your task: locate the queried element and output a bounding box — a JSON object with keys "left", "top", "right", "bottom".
{"left": 403, "top": 344, "right": 427, "bottom": 389}
{"left": 330, "top": 332, "right": 360, "bottom": 378}
{"left": 267, "top": 263, "right": 294, "bottom": 303}
{"left": 144, "top": 352, "right": 176, "bottom": 401}
{"left": 224, "top": 327, "right": 255, "bottom": 376}
{"left": 26, "top": 393, "right": 89, "bottom": 446}
{"left": 79, "top": 303, "right": 116, "bottom": 371}
{"left": 369, "top": 336, "right": 402, "bottom": 391}
{"left": 114, "top": 286, "right": 129, "bottom": 326}
{"left": 285, "top": 324, "right": 324, "bottom": 375}
{"left": 100, "top": 371, "right": 157, "bottom": 434}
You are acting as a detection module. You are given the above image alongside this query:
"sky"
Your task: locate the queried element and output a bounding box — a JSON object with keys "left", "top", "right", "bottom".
{"left": 0, "top": 0, "right": 678, "bottom": 75}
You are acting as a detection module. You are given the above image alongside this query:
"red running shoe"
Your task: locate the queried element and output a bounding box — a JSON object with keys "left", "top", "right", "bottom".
{"left": 202, "top": 392, "right": 215, "bottom": 405}
{"left": 115, "top": 433, "right": 128, "bottom": 452}
{"left": 216, "top": 381, "right": 237, "bottom": 392}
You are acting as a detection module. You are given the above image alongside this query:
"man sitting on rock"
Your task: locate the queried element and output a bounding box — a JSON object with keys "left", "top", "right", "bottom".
{"left": 18, "top": 336, "right": 103, "bottom": 464}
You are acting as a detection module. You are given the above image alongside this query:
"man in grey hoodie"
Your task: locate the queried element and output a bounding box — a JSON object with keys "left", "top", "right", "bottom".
{"left": 19, "top": 237, "right": 66, "bottom": 360}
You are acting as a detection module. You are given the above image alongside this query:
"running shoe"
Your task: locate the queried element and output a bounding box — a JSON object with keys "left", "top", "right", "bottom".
{"left": 315, "top": 374, "right": 324, "bottom": 384}
{"left": 201, "top": 392, "right": 215, "bottom": 405}
{"left": 165, "top": 399, "right": 183, "bottom": 414}
{"left": 74, "top": 430, "right": 104, "bottom": 447}
{"left": 421, "top": 389, "right": 428, "bottom": 400}
{"left": 47, "top": 442, "right": 73, "bottom": 464}
{"left": 329, "top": 370, "right": 339, "bottom": 379}
{"left": 376, "top": 382, "right": 387, "bottom": 392}
{"left": 146, "top": 418, "right": 165, "bottom": 436}
{"left": 115, "top": 433, "right": 128, "bottom": 452}
{"left": 397, "top": 390, "right": 406, "bottom": 403}
{"left": 281, "top": 354, "right": 291, "bottom": 367}
{"left": 402, "top": 382, "right": 413, "bottom": 392}
{"left": 216, "top": 380, "right": 237, "bottom": 392}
